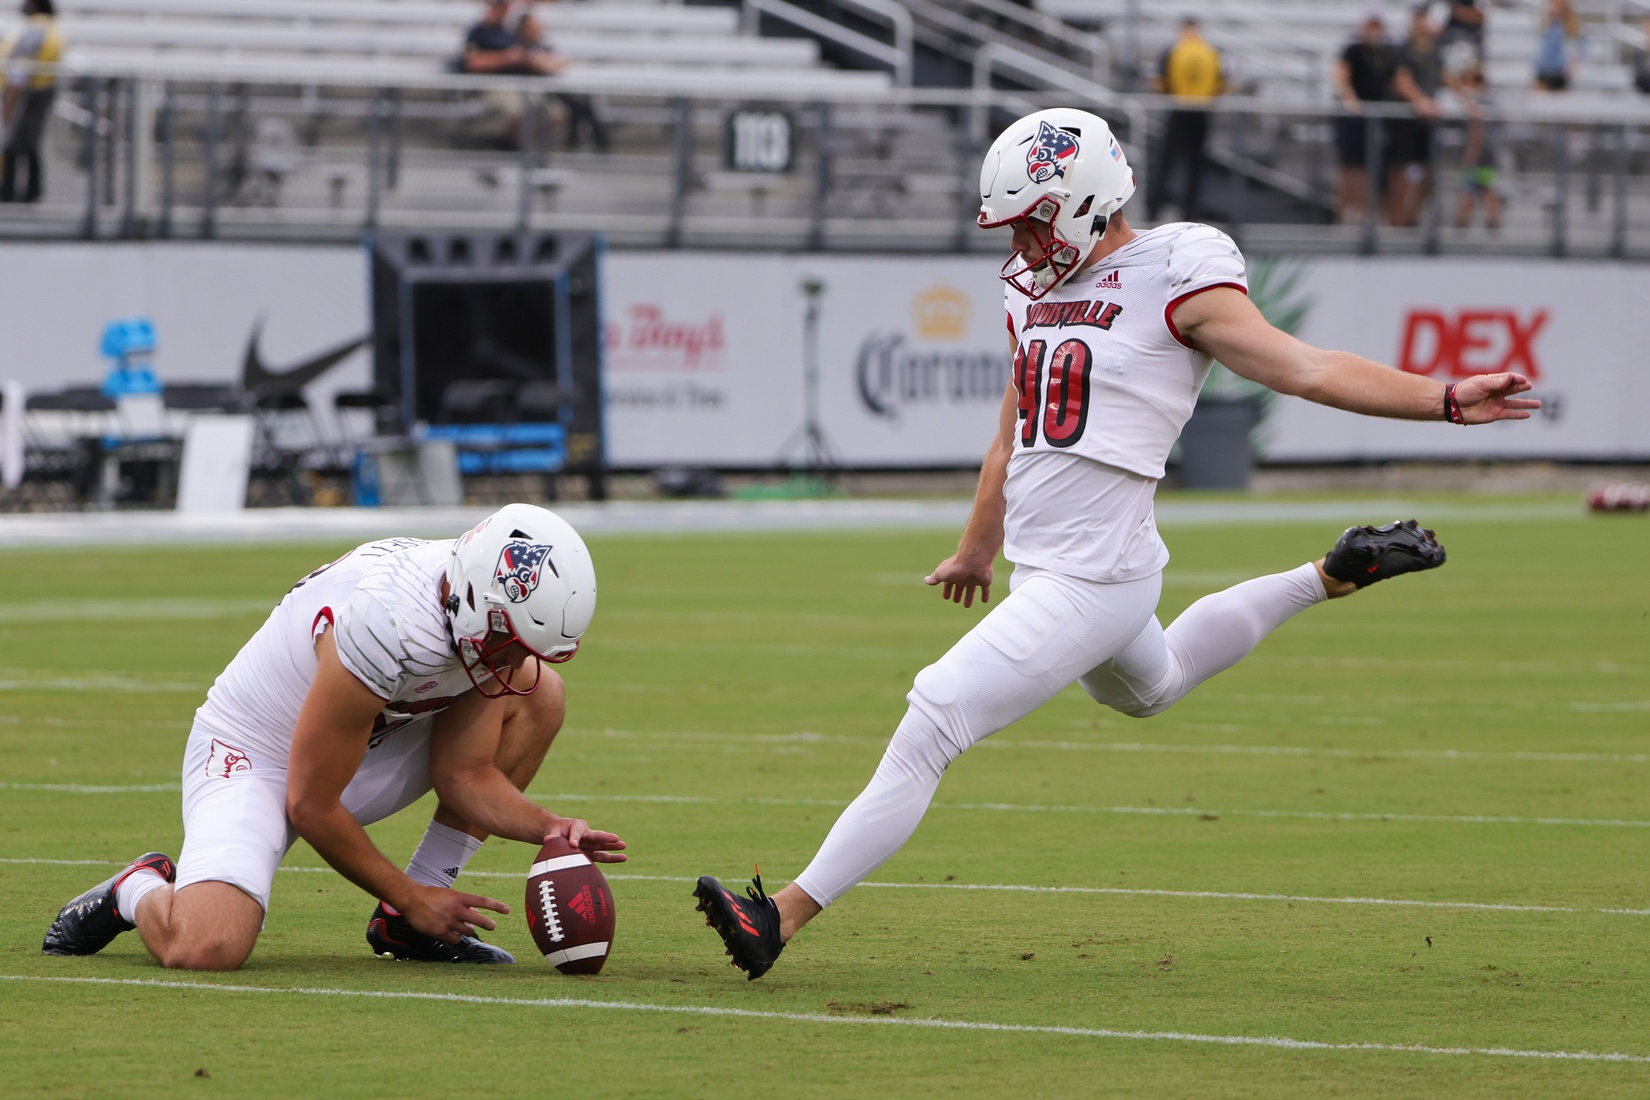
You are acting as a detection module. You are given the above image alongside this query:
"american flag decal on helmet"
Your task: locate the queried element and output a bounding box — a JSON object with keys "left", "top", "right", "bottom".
{"left": 1026, "top": 121, "right": 1078, "bottom": 184}
{"left": 495, "top": 542, "right": 553, "bottom": 603}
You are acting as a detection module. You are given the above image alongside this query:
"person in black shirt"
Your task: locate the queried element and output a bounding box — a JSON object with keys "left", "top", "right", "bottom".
{"left": 1387, "top": 6, "right": 1443, "bottom": 226}
{"left": 1633, "top": 16, "right": 1650, "bottom": 94}
{"left": 462, "top": 0, "right": 560, "bottom": 76}
{"left": 1334, "top": 11, "right": 1399, "bottom": 224}
{"left": 1442, "top": 0, "right": 1485, "bottom": 51}
{"left": 460, "top": 0, "right": 607, "bottom": 153}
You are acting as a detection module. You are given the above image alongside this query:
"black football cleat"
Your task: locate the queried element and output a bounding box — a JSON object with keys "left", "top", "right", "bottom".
{"left": 694, "top": 872, "right": 784, "bottom": 981}
{"left": 366, "top": 902, "right": 515, "bottom": 964}
{"left": 1323, "top": 519, "right": 1447, "bottom": 589}
{"left": 42, "top": 851, "right": 175, "bottom": 956}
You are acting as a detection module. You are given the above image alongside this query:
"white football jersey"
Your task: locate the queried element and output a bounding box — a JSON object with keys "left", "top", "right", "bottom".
{"left": 1001, "top": 222, "right": 1248, "bottom": 581}
{"left": 193, "top": 538, "right": 476, "bottom": 761}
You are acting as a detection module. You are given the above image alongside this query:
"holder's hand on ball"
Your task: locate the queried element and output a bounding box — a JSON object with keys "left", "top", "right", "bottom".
{"left": 545, "top": 814, "right": 628, "bottom": 864}
{"left": 405, "top": 884, "right": 509, "bottom": 944}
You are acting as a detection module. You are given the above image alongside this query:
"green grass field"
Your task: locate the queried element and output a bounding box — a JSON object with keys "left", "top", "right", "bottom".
{"left": 2, "top": 496, "right": 1647, "bottom": 1097}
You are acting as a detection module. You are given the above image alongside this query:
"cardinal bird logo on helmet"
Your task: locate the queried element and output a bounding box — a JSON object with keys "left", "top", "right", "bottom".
{"left": 1026, "top": 121, "right": 1078, "bottom": 185}
{"left": 495, "top": 542, "right": 554, "bottom": 603}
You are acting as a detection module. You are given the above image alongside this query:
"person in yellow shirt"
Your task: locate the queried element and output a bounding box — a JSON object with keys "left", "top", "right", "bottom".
{"left": 1, "top": 0, "right": 62, "bottom": 203}
{"left": 1147, "top": 16, "right": 1224, "bottom": 222}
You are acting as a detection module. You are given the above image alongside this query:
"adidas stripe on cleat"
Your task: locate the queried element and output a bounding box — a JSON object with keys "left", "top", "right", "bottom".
{"left": 42, "top": 851, "right": 175, "bottom": 956}
{"left": 1324, "top": 519, "right": 1447, "bottom": 589}
{"left": 694, "top": 872, "right": 784, "bottom": 981}
{"left": 365, "top": 902, "right": 515, "bottom": 964}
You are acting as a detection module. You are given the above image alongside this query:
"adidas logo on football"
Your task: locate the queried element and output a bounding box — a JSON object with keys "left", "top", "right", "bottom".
{"left": 568, "top": 885, "right": 596, "bottom": 921}
{"left": 1096, "top": 269, "right": 1121, "bottom": 289}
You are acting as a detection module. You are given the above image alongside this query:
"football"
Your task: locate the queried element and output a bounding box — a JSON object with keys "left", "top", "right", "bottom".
{"left": 1587, "top": 482, "right": 1650, "bottom": 513}
{"left": 524, "top": 836, "right": 615, "bottom": 974}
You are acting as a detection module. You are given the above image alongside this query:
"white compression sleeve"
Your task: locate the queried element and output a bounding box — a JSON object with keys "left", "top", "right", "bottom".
{"left": 793, "top": 570, "right": 1164, "bottom": 909}
{"left": 1157, "top": 561, "right": 1326, "bottom": 699}
{"left": 1082, "top": 562, "right": 1326, "bottom": 717}
{"left": 792, "top": 706, "right": 953, "bottom": 908}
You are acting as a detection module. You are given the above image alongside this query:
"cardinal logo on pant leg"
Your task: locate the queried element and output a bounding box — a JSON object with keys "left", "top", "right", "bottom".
{"left": 206, "top": 738, "right": 252, "bottom": 778}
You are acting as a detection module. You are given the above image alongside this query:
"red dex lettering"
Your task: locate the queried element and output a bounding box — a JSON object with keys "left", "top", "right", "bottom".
{"left": 1397, "top": 309, "right": 1546, "bottom": 379}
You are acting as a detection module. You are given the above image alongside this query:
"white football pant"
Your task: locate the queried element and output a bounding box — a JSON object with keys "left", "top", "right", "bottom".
{"left": 792, "top": 562, "right": 1326, "bottom": 907}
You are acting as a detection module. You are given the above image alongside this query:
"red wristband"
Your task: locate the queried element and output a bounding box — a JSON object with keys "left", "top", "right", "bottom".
{"left": 1443, "top": 383, "right": 1466, "bottom": 425}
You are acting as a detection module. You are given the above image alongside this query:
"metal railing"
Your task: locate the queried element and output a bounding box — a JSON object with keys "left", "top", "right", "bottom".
{"left": 2, "top": 60, "right": 1648, "bottom": 259}
{"left": 741, "top": 0, "right": 914, "bottom": 86}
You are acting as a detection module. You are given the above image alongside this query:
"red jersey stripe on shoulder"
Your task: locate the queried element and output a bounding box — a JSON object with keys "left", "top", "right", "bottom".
{"left": 1164, "top": 282, "right": 1248, "bottom": 349}
{"left": 311, "top": 606, "right": 335, "bottom": 638}
{"left": 1005, "top": 310, "right": 1016, "bottom": 340}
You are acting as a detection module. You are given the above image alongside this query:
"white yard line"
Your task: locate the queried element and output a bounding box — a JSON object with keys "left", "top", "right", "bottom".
{"left": 578, "top": 726, "right": 1650, "bottom": 765}
{"left": 6, "top": 858, "right": 1647, "bottom": 917}
{"left": 0, "top": 599, "right": 275, "bottom": 623}
{"left": 4, "top": 782, "right": 181, "bottom": 793}
{"left": 0, "top": 974, "right": 1640, "bottom": 1064}
{"left": 525, "top": 790, "right": 1650, "bottom": 830}
{"left": 0, "top": 499, "right": 1583, "bottom": 550}
{"left": 7, "top": 780, "right": 1650, "bottom": 830}
{"left": 0, "top": 679, "right": 205, "bottom": 693}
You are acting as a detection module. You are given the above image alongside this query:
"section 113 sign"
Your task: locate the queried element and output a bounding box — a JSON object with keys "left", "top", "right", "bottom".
{"left": 725, "top": 110, "right": 794, "bottom": 173}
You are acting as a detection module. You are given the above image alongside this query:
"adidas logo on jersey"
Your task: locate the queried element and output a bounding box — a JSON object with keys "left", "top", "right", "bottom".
{"left": 1095, "top": 269, "right": 1121, "bottom": 289}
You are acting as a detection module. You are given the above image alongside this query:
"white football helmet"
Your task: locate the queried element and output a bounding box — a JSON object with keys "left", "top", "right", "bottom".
{"left": 446, "top": 503, "right": 597, "bottom": 698}
{"left": 978, "top": 107, "right": 1136, "bottom": 299}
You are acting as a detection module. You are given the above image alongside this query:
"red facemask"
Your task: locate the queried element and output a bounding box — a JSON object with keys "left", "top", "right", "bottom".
{"left": 978, "top": 196, "right": 1088, "bottom": 300}
{"left": 453, "top": 607, "right": 577, "bottom": 699}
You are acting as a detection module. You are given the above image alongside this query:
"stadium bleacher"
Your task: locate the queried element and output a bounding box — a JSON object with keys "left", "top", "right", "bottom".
{"left": 0, "top": 0, "right": 1642, "bottom": 253}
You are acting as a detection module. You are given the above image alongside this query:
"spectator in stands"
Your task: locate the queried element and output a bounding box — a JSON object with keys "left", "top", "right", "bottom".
{"left": 1334, "top": 11, "right": 1399, "bottom": 225}
{"left": 463, "top": 0, "right": 559, "bottom": 77}
{"left": 1634, "top": 16, "right": 1650, "bottom": 94}
{"left": 462, "top": 0, "right": 558, "bottom": 149}
{"left": 1441, "top": 0, "right": 1485, "bottom": 52}
{"left": 1532, "top": 0, "right": 1580, "bottom": 92}
{"left": 517, "top": 5, "right": 609, "bottom": 152}
{"left": 1146, "top": 16, "right": 1224, "bottom": 223}
{"left": 1387, "top": 5, "right": 1443, "bottom": 227}
{"left": 1454, "top": 60, "right": 1502, "bottom": 229}
{"left": 461, "top": 0, "right": 608, "bottom": 153}
{"left": 0, "top": 0, "right": 62, "bottom": 204}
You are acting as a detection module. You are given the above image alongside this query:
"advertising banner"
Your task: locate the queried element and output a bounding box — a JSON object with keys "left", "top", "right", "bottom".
{"left": 1, "top": 243, "right": 1643, "bottom": 467}
{"left": 0, "top": 242, "right": 371, "bottom": 427}
{"left": 1255, "top": 255, "right": 1649, "bottom": 461}
{"left": 601, "top": 251, "right": 1009, "bottom": 467}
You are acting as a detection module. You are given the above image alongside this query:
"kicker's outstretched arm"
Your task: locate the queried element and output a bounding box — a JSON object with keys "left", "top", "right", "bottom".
{"left": 1172, "top": 287, "right": 1541, "bottom": 424}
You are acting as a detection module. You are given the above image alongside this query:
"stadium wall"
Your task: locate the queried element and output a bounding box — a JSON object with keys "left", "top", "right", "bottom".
{"left": 0, "top": 242, "right": 1639, "bottom": 466}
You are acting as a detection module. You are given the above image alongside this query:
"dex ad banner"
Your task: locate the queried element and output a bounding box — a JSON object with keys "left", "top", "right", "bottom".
{"left": 602, "top": 251, "right": 1009, "bottom": 467}
{"left": 1254, "top": 255, "right": 1650, "bottom": 461}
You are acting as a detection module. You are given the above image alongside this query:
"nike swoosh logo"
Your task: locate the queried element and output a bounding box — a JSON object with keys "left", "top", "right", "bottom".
{"left": 241, "top": 319, "right": 368, "bottom": 395}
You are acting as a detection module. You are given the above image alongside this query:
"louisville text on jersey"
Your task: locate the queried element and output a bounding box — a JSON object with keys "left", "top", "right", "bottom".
{"left": 1023, "top": 299, "right": 1124, "bottom": 331}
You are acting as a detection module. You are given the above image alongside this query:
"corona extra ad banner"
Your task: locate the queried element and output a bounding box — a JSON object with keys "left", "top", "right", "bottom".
{"left": 601, "top": 251, "right": 1008, "bottom": 466}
